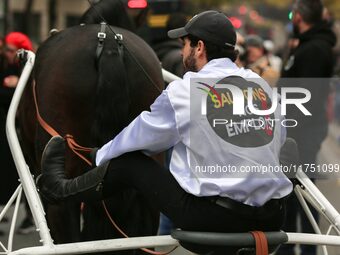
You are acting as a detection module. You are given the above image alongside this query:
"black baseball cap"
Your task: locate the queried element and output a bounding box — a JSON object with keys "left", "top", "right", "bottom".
{"left": 168, "top": 10, "right": 236, "bottom": 48}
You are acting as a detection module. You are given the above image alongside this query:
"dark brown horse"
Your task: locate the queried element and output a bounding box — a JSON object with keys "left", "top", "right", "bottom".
{"left": 17, "top": 1, "right": 163, "bottom": 254}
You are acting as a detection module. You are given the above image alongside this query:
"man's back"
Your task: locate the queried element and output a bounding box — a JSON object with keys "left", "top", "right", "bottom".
{"left": 167, "top": 58, "right": 292, "bottom": 206}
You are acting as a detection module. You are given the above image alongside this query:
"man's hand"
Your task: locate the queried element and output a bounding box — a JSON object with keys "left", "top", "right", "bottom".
{"left": 3, "top": 75, "right": 19, "bottom": 88}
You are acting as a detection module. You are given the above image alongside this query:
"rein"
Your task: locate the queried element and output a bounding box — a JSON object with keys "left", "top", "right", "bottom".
{"left": 32, "top": 81, "right": 93, "bottom": 165}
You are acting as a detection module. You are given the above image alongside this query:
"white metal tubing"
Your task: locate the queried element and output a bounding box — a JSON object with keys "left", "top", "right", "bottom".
{"left": 7, "top": 187, "right": 22, "bottom": 252}
{"left": 162, "top": 68, "right": 180, "bottom": 83}
{"left": 295, "top": 186, "right": 323, "bottom": 234}
{"left": 330, "top": 224, "right": 340, "bottom": 236}
{"left": 295, "top": 186, "right": 328, "bottom": 255}
{"left": 297, "top": 171, "right": 340, "bottom": 228}
{"left": 0, "top": 240, "right": 8, "bottom": 253}
{"left": 6, "top": 50, "right": 54, "bottom": 247}
{"left": 9, "top": 235, "right": 179, "bottom": 255}
{"left": 0, "top": 185, "right": 21, "bottom": 222}
{"left": 8, "top": 232, "right": 340, "bottom": 255}
{"left": 299, "top": 185, "right": 326, "bottom": 216}
{"left": 286, "top": 233, "right": 340, "bottom": 246}
{"left": 296, "top": 181, "right": 340, "bottom": 234}
{"left": 297, "top": 184, "right": 340, "bottom": 235}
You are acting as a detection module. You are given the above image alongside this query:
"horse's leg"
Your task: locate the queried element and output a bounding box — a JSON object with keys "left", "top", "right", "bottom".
{"left": 81, "top": 192, "right": 159, "bottom": 255}
{"left": 47, "top": 202, "right": 81, "bottom": 243}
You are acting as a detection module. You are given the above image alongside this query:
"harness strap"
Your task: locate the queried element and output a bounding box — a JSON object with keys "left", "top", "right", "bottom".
{"left": 250, "top": 231, "right": 269, "bottom": 255}
{"left": 96, "top": 22, "right": 124, "bottom": 67}
{"left": 115, "top": 33, "right": 124, "bottom": 59}
{"left": 32, "top": 81, "right": 92, "bottom": 165}
{"left": 96, "top": 22, "right": 107, "bottom": 59}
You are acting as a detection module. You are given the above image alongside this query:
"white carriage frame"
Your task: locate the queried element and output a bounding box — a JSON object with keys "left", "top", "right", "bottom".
{"left": 1, "top": 50, "right": 340, "bottom": 255}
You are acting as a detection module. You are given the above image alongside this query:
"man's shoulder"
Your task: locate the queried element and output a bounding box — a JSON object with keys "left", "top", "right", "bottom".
{"left": 170, "top": 67, "right": 266, "bottom": 84}
{"left": 166, "top": 79, "right": 188, "bottom": 98}
{"left": 240, "top": 67, "right": 263, "bottom": 79}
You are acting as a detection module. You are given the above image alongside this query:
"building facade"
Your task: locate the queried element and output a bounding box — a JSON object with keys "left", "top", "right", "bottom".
{"left": 4, "top": 0, "right": 89, "bottom": 44}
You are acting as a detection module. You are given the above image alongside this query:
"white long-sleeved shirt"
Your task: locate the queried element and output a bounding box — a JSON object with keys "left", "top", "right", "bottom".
{"left": 96, "top": 58, "right": 293, "bottom": 206}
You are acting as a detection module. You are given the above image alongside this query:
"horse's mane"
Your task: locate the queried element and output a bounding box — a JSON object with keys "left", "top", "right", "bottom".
{"left": 80, "top": 0, "right": 136, "bottom": 31}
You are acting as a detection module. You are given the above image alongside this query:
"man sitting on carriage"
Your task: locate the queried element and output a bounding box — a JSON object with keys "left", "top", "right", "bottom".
{"left": 38, "top": 10, "right": 292, "bottom": 254}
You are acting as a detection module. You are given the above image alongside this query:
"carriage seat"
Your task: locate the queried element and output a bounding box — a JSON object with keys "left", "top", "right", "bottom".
{"left": 171, "top": 229, "right": 288, "bottom": 255}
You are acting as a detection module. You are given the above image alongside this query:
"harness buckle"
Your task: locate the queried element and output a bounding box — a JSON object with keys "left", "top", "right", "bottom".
{"left": 96, "top": 22, "right": 107, "bottom": 59}
{"left": 97, "top": 32, "right": 106, "bottom": 40}
{"left": 114, "top": 34, "right": 123, "bottom": 41}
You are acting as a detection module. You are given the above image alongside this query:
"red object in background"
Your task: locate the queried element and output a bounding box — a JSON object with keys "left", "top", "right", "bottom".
{"left": 250, "top": 10, "right": 259, "bottom": 20}
{"left": 229, "top": 17, "right": 243, "bottom": 29}
{"left": 238, "top": 5, "right": 247, "bottom": 15}
{"left": 5, "top": 32, "right": 33, "bottom": 51}
{"left": 128, "top": 0, "right": 148, "bottom": 9}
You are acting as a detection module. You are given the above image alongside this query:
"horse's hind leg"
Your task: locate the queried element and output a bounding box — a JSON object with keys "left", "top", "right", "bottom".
{"left": 46, "top": 201, "right": 81, "bottom": 243}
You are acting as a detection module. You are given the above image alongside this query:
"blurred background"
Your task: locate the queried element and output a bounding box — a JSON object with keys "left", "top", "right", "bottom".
{"left": 0, "top": 1, "right": 340, "bottom": 255}
{"left": 0, "top": 0, "right": 338, "bottom": 76}
{"left": 0, "top": 0, "right": 339, "bottom": 49}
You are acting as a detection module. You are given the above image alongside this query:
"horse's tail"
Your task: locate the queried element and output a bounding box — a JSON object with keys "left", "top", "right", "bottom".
{"left": 91, "top": 34, "right": 130, "bottom": 146}
{"left": 80, "top": 0, "right": 136, "bottom": 32}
